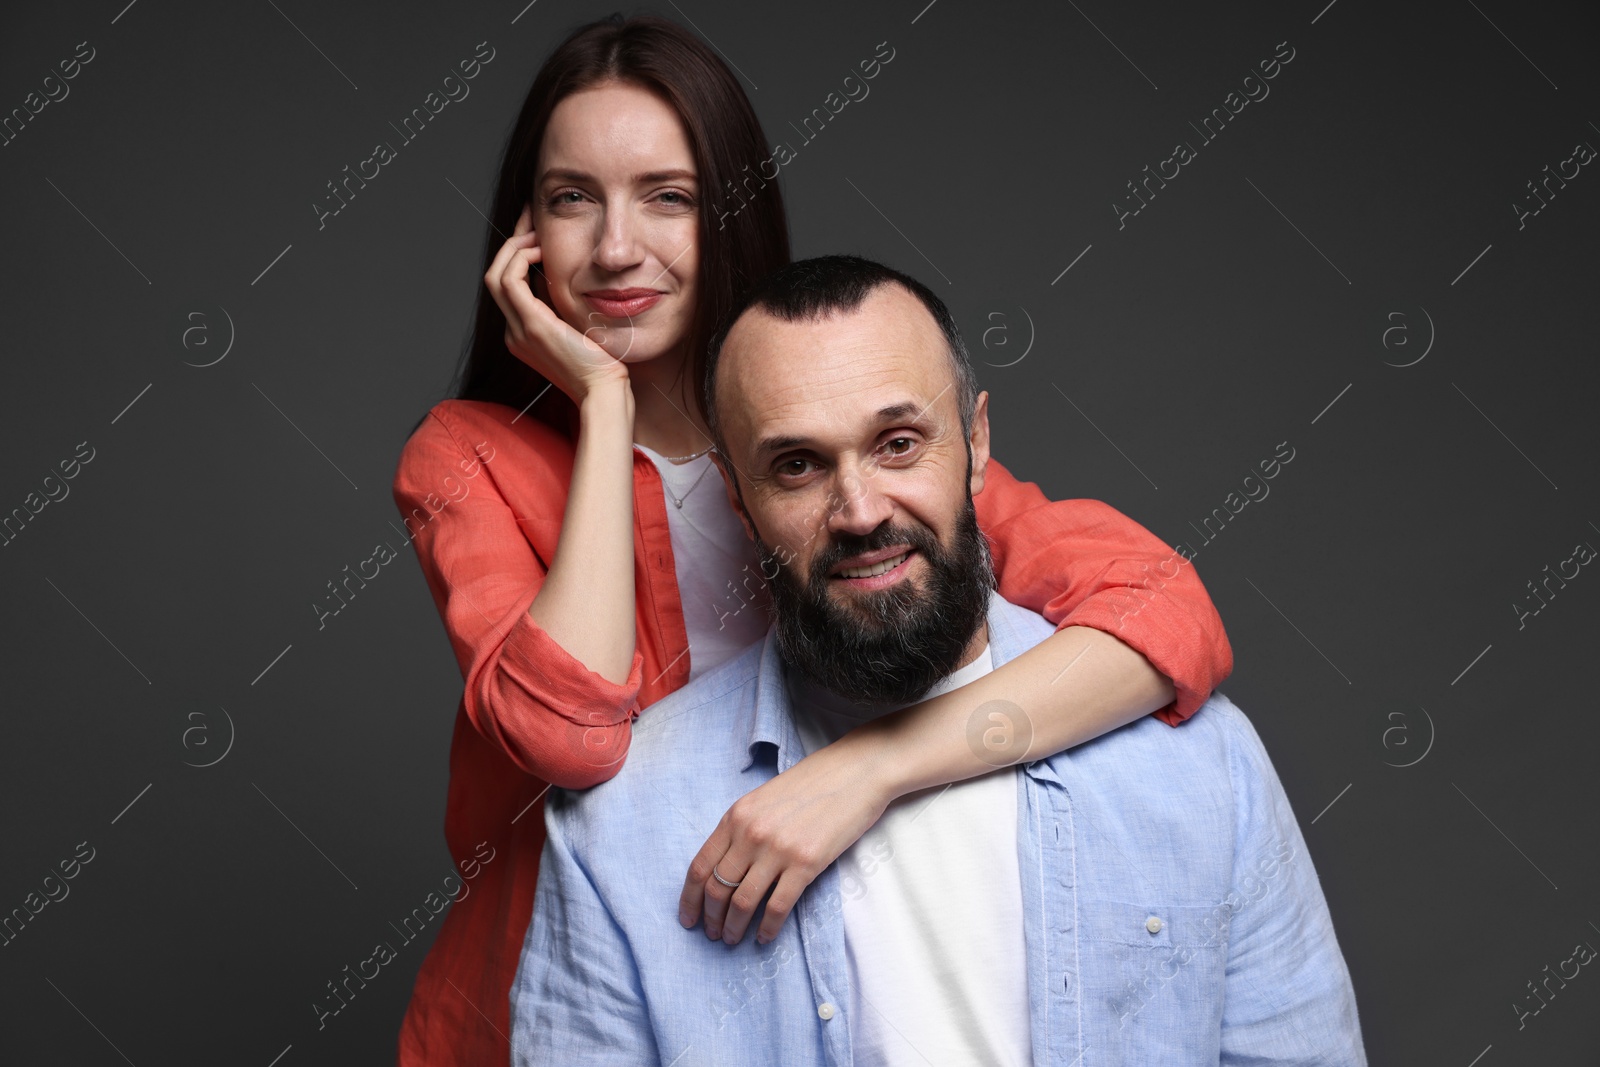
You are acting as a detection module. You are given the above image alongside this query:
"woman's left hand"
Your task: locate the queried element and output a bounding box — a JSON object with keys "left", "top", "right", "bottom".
{"left": 678, "top": 738, "right": 894, "bottom": 945}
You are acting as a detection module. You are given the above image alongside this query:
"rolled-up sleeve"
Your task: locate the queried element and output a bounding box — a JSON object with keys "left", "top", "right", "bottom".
{"left": 974, "top": 456, "right": 1233, "bottom": 724}
{"left": 392, "top": 409, "right": 641, "bottom": 788}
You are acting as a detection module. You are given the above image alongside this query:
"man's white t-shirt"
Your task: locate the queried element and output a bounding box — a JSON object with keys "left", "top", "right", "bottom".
{"left": 786, "top": 642, "right": 1033, "bottom": 1067}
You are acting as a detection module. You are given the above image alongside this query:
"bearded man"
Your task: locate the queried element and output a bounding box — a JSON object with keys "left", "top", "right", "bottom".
{"left": 510, "top": 254, "right": 1366, "bottom": 1067}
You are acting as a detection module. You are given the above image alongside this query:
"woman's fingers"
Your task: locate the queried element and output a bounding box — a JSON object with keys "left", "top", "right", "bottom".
{"left": 485, "top": 220, "right": 537, "bottom": 290}
{"left": 715, "top": 856, "right": 783, "bottom": 945}
{"left": 500, "top": 249, "right": 606, "bottom": 372}
{"left": 483, "top": 227, "right": 540, "bottom": 335}
{"left": 678, "top": 745, "right": 895, "bottom": 945}
{"left": 678, "top": 827, "right": 732, "bottom": 929}
{"left": 699, "top": 853, "right": 750, "bottom": 940}
{"left": 682, "top": 791, "right": 824, "bottom": 945}
{"left": 752, "top": 869, "right": 811, "bottom": 944}
{"left": 480, "top": 203, "right": 629, "bottom": 397}
{"left": 497, "top": 247, "right": 549, "bottom": 337}
{"left": 696, "top": 848, "right": 813, "bottom": 945}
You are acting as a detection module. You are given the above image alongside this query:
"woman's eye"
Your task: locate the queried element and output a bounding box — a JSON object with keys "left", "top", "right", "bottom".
{"left": 547, "top": 190, "right": 584, "bottom": 207}
{"left": 656, "top": 190, "right": 695, "bottom": 209}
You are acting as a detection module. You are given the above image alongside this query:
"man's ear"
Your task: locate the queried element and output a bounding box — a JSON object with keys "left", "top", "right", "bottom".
{"left": 968, "top": 390, "right": 991, "bottom": 497}
{"left": 712, "top": 452, "right": 757, "bottom": 541}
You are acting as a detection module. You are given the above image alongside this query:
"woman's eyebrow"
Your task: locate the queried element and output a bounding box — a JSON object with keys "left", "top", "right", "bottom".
{"left": 537, "top": 167, "right": 697, "bottom": 184}
{"left": 635, "top": 168, "right": 697, "bottom": 182}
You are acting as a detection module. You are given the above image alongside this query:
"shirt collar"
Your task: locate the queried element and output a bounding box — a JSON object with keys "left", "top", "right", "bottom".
{"left": 739, "top": 624, "right": 805, "bottom": 774}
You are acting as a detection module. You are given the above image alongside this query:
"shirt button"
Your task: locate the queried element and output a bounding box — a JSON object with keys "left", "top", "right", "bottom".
{"left": 817, "top": 1002, "right": 836, "bottom": 1020}
{"left": 1146, "top": 916, "right": 1163, "bottom": 934}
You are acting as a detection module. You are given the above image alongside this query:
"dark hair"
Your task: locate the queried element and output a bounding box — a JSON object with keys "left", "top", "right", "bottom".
{"left": 449, "top": 13, "right": 789, "bottom": 429}
{"left": 703, "top": 254, "right": 980, "bottom": 455}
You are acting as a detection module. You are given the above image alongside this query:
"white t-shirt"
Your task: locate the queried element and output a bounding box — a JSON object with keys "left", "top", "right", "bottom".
{"left": 636, "top": 444, "right": 771, "bottom": 682}
{"left": 787, "top": 642, "right": 1033, "bottom": 1067}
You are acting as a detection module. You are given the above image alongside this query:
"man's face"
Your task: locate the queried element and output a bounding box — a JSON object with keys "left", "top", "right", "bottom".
{"left": 715, "top": 283, "right": 995, "bottom": 703}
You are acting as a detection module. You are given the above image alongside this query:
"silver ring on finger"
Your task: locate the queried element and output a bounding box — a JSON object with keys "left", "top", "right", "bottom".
{"left": 711, "top": 864, "right": 743, "bottom": 889}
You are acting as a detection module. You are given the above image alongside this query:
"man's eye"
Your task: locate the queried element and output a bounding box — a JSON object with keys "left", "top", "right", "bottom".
{"left": 778, "top": 458, "right": 813, "bottom": 477}
{"left": 883, "top": 437, "right": 914, "bottom": 456}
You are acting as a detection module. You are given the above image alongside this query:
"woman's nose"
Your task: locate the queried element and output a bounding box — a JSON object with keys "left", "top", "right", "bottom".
{"left": 593, "top": 206, "right": 644, "bottom": 272}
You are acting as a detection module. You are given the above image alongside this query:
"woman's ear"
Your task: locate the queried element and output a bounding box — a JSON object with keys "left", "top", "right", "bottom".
{"left": 530, "top": 260, "right": 550, "bottom": 305}
{"left": 968, "top": 390, "right": 991, "bottom": 497}
{"left": 517, "top": 201, "right": 550, "bottom": 303}
{"left": 529, "top": 243, "right": 551, "bottom": 307}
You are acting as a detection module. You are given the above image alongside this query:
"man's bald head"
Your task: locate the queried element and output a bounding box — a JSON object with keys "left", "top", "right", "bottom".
{"left": 703, "top": 255, "right": 979, "bottom": 467}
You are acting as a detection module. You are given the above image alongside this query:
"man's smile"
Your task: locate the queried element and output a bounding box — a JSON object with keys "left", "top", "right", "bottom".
{"left": 830, "top": 546, "right": 916, "bottom": 589}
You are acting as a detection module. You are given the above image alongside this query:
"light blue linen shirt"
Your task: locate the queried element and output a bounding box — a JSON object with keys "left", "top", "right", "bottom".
{"left": 511, "top": 593, "right": 1367, "bottom": 1065}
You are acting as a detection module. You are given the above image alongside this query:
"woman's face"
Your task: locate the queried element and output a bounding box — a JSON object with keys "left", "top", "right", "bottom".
{"left": 532, "top": 80, "right": 701, "bottom": 366}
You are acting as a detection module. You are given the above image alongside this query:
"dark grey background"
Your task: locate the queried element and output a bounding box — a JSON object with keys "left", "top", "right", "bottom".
{"left": 1, "top": 0, "right": 1596, "bottom": 1063}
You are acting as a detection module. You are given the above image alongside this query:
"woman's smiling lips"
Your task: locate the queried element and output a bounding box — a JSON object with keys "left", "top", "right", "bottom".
{"left": 831, "top": 546, "right": 916, "bottom": 591}
{"left": 584, "top": 288, "right": 663, "bottom": 317}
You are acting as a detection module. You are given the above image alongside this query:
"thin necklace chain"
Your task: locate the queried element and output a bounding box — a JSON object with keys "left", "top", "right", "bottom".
{"left": 647, "top": 442, "right": 715, "bottom": 508}
{"left": 666, "top": 460, "right": 714, "bottom": 508}
{"left": 661, "top": 443, "right": 715, "bottom": 463}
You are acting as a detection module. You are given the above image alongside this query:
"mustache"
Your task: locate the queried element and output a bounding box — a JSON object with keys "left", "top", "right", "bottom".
{"left": 808, "top": 522, "right": 941, "bottom": 583}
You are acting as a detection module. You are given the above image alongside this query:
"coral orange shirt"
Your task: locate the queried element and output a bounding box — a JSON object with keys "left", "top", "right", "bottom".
{"left": 389, "top": 397, "right": 1233, "bottom": 1066}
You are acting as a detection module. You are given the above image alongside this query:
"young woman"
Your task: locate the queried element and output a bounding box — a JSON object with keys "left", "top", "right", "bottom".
{"left": 391, "top": 14, "right": 1232, "bottom": 1065}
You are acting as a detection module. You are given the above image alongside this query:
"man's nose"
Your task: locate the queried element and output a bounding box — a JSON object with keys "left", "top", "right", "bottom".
{"left": 824, "top": 465, "right": 893, "bottom": 538}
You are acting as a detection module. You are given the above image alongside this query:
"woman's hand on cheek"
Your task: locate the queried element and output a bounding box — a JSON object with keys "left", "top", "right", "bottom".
{"left": 483, "top": 204, "right": 629, "bottom": 403}
{"left": 677, "top": 739, "right": 894, "bottom": 945}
